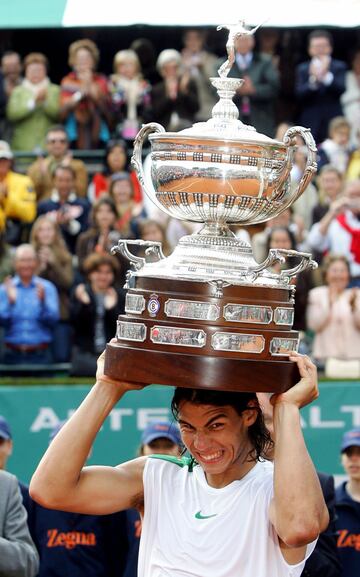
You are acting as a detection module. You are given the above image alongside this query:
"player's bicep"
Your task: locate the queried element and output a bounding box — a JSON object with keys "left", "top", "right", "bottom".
{"left": 269, "top": 498, "right": 307, "bottom": 565}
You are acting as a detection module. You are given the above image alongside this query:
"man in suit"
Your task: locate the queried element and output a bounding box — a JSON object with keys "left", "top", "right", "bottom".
{"left": 227, "top": 31, "right": 279, "bottom": 137}
{"left": 0, "top": 469, "right": 39, "bottom": 577}
{"left": 295, "top": 30, "right": 347, "bottom": 144}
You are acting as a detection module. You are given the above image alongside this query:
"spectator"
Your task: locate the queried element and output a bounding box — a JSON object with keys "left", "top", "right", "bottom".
{"left": 30, "top": 215, "right": 74, "bottom": 362}
{"left": 124, "top": 421, "right": 183, "bottom": 577}
{"left": 6, "top": 52, "right": 60, "bottom": 152}
{"left": 291, "top": 143, "right": 319, "bottom": 231}
{"left": 0, "top": 244, "right": 60, "bottom": 366}
{"left": 130, "top": 38, "right": 161, "bottom": 86}
{"left": 60, "top": 39, "right": 111, "bottom": 149}
{"left": 335, "top": 427, "right": 360, "bottom": 577}
{"left": 151, "top": 49, "right": 199, "bottom": 131}
{"left": 109, "top": 172, "right": 145, "bottom": 239}
{"left": 341, "top": 48, "right": 360, "bottom": 148}
{"left": 181, "top": 28, "right": 218, "bottom": 121}
{"left": 27, "top": 422, "right": 129, "bottom": 577}
{"left": 89, "top": 139, "right": 141, "bottom": 203}
{"left": 317, "top": 116, "right": 352, "bottom": 174}
{"left": 0, "top": 51, "right": 23, "bottom": 142}
{"left": 70, "top": 253, "right": 124, "bottom": 376}
{"left": 109, "top": 49, "right": 151, "bottom": 141}
{"left": 295, "top": 30, "right": 346, "bottom": 144}
{"left": 307, "top": 180, "right": 360, "bottom": 284}
{"left": 0, "top": 140, "right": 36, "bottom": 245}
{"left": 307, "top": 255, "right": 360, "bottom": 363}
{"left": 347, "top": 139, "right": 360, "bottom": 181}
{"left": 138, "top": 218, "right": 171, "bottom": 257}
{"left": 227, "top": 30, "right": 279, "bottom": 137}
{"left": 251, "top": 206, "right": 302, "bottom": 264}
{"left": 311, "top": 165, "right": 343, "bottom": 225}
{"left": 27, "top": 124, "right": 88, "bottom": 201}
{"left": 0, "top": 415, "right": 31, "bottom": 509}
{"left": 37, "top": 164, "right": 91, "bottom": 254}
{"left": 0, "top": 469, "right": 39, "bottom": 577}
{"left": 76, "top": 196, "right": 125, "bottom": 287}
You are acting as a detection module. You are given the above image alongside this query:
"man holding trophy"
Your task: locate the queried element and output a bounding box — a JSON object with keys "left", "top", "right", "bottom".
{"left": 30, "top": 20, "right": 328, "bottom": 577}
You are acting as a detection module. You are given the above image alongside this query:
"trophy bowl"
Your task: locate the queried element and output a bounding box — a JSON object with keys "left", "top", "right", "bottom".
{"left": 105, "top": 21, "right": 318, "bottom": 393}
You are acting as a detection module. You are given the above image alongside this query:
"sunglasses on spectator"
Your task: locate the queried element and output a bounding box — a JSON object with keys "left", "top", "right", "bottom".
{"left": 47, "top": 138, "right": 67, "bottom": 144}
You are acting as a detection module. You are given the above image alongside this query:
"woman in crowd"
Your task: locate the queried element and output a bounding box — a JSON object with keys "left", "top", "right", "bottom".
{"left": 60, "top": 39, "right": 111, "bottom": 149}
{"left": 109, "top": 49, "right": 151, "bottom": 141}
{"left": 151, "top": 49, "right": 199, "bottom": 131}
{"left": 7, "top": 52, "right": 60, "bottom": 152}
{"left": 311, "top": 164, "right": 343, "bottom": 225}
{"left": 76, "top": 196, "right": 126, "bottom": 286}
{"left": 138, "top": 218, "right": 172, "bottom": 258}
{"left": 70, "top": 253, "right": 124, "bottom": 376}
{"left": 88, "top": 139, "right": 141, "bottom": 203}
{"left": 30, "top": 215, "right": 74, "bottom": 361}
{"left": 307, "top": 255, "right": 360, "bottom": 363}
{"left": 108, "top": 172, "right": 145, "bottom": 239}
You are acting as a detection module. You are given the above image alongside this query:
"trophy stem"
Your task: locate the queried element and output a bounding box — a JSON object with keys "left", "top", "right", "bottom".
{"left": 198, "top": 222, "right": 235, "bottom": 238}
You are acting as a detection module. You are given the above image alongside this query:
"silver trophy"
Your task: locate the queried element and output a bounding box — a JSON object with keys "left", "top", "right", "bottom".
{"left": 105, "top": 21, "right": 317, "bottom": 393}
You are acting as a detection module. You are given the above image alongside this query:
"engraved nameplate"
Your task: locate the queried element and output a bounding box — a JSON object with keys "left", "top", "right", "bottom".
{"left": 224, "top": 304, "right": 273, "bottom": 324}
{"left": 274, "top": 307, "right": 294, "bottom": 326}
{"left": 165, "top": 299, "right": 220, "bottom": 321}
{"left": 150, "top": 326, "right": 206, "bottom": 348}
{"left": 212, "top": 332, "right": 265, "bottom": 353}
{"left": 125, "top": 294, "right": 146, "bottom": 314}
{"left": 270, "top": 337, "right": 299, "bottom": 356}
{"left": 117, "top": 321, "right": 146, "bottom": 342}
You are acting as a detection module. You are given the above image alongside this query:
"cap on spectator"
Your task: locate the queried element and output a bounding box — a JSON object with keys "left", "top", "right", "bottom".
{"left": 49, "top": 421, "right": 66, "bottom": 443}
{"left": 0, "top": 416, "right": 12, "bottom": 440}
{"left": 341, "top": 428, "right": 360, "bottom": 452}
{"left": 141, "top": 421, "right": 182, "bottom": 446}
{"left": 0, "top": 141, "right": 13, "bottom": 160}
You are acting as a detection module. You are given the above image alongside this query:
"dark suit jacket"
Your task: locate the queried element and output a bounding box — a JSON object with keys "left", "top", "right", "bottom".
{"left": 295, "top": 59, "right": 347, "bottom": 143}
{"left": 301, "top": 472, "right": 341, "bottom": 577}
{"left": 228, "top": 52, "right": 279, "bottom": 137}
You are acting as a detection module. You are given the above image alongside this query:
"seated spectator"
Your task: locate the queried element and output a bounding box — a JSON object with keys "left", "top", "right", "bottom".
{"left": 27, "top": 124, "right": 88, "bottom": 201}
{"left": 0, "top": 140, "right": 36, "bottom": 245}
{"left": 181, "top": 28, "right": 218, "bottom": 121}
{"left": 138, "top": 218, "right": 171, "bottom": 257}
{"left": 317, "top": 116, "right": 352, "bottom": 174}
{"left": 307, "top": 255, "right": 360, "bottom": 364}
{"left": 266, "top": 226, "right": 313, "bottom": 333}
{"left": 341, "top": 48, "right": 360, "bottom": 148}
{"left": 26, "top": 422, "right": 129, "bottom": 577}
{"left": 109, "top": 49, "right": 151, "bottom": 141}
{"left": 30, "top": 215, "right": 74, "bottom": 362}
{"left": 70, "top": 253, "right": 124, "bottom": 376}
{"left": 37, "top": 164, "right": 90, "bottom": 254}
{"left": 307, "top": 180, "right": 360, "bottom": 285}
{"left": 0, "top": 244, "right": 59, "bottom": 366}
{"left": 312, "top": 165, "right": 343, "bottom": 225}
{"left": 89, "top": 138, "right": 141, "bottom": 203}
{"left": 151, "top": 49, "right": 199, "bottom": 131}
{"left": 108, "top": 172, "right": 145, "bottom": 239}
{"left": 76, "top": 196, "right": 125, "bottom": 287}
{"left": 0, "top": 51, "right": 23, "bottom": 142}
{"left": 60, "top": 39, "right": 111, "bottom": 149}
{"left": 6, "top": 52, "right": 60, "bottom": 152}
{"left": 0, "top": 231, "right": 14, "bottom": 282}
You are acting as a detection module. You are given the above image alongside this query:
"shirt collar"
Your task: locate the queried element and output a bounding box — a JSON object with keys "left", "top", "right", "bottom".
{"left": 51, "top": 189, "right": 77, "bottom": 203}
{"left": 13, "top": 275, "right": 37, "bottom": 287}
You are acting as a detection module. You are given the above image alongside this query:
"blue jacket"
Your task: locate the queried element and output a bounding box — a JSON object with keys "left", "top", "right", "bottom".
{"left": 335, "top": 481, "right": 360, "bottom": 577}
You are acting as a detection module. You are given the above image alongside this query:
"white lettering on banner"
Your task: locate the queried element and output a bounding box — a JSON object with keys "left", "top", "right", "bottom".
{"left": 30, "top": 408, "right": 60, "bottom": 432}
{"left": 309, "top": 407, "right": 344, "bottom": 428}
{"left": 137, "top": 408, "right": 171, "bottom": 430}
{"left": 340, "top": 406, "right": 360, "bottom": 427}
{"left": 109, "top": 409, "right": 134, "bottom": 430}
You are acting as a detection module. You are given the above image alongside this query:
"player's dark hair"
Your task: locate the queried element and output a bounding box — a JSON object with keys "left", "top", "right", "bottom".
{"left": 171, "top": 388, "right": 273, "bottom": 463}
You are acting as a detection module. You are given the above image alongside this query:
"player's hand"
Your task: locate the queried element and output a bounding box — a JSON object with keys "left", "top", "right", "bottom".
{"left": 270, "top": 352, "right": 318, "bottom": 409}
{"left": 95, "top": 344, "right": 145, "bottom": 392}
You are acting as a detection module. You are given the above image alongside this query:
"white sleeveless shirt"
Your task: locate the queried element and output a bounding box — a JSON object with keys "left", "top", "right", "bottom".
{"left": 138, "top": 456, "right": 315, "bottom": 577}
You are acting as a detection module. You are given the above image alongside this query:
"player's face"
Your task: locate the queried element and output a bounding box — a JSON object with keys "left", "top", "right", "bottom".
{"left": 178, "top": 402, "right": 256, "bottom": 485}
{"left": 342, "top": 446, "right": 360, "bottom": 481}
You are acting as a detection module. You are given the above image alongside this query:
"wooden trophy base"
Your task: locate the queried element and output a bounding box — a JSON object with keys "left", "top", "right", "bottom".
{"left": 104, "top": 277, "right": 300, "bottom": 393}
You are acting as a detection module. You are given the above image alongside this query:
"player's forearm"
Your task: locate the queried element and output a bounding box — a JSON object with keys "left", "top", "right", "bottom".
{"left": 272, "top": 402, "right": 328, "bottom": 546}
{"left": 30, "top": 380, "right": 125, "bottom": 506}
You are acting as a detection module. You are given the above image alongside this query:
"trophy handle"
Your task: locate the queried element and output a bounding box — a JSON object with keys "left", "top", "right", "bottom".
{"left": 247, "top": 249, "right": 317, "bottom": 282}
{"left": 111, "top": 239, "right": 165, "bottom": 270}
{"left": 131, "top": 122, "right": 167, "bottom": 213}
{"left": 278, "top": 126, "right": 318, "bottom": 206}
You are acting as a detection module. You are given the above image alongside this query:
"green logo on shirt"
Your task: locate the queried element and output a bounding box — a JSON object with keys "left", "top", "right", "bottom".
{"left": 195, "top": 510, "right": 218, "bottom": 520}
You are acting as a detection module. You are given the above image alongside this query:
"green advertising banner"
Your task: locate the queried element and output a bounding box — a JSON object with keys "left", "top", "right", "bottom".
{"left": 0, "top": 381, "right": 359, "bottom": 484}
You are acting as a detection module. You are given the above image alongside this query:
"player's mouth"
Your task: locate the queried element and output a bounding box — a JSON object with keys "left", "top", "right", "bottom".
{"left": 196, "top": 450, "right": 224, "bottom": 464}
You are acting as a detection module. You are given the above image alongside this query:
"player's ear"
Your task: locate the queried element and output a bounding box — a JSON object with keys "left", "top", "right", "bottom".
{"left": 243, "top": 401, "right": 258, "bottom": 427}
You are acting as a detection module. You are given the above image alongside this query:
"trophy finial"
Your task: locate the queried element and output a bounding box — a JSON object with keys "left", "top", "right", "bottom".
{"left": 217, "top": 19, "right": 265, "bottom": 78}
